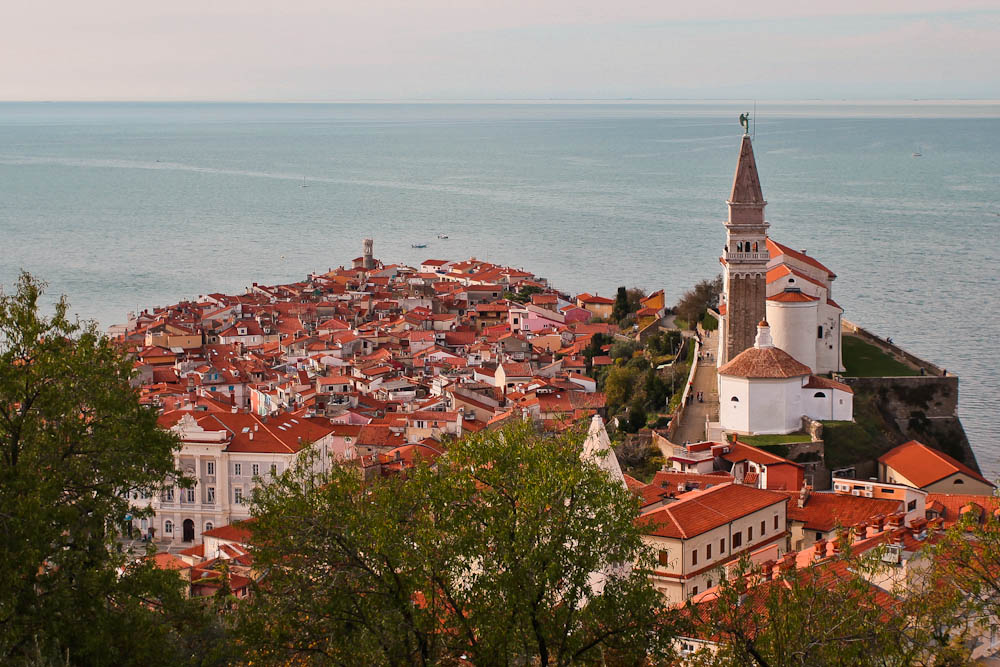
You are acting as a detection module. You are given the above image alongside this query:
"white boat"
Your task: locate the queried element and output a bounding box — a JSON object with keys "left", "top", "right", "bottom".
{"left": 437, "top": 234, "right": 449, "bottom": 239}
{"left": 411, "top": 243, "right": 427, "bottom": 248}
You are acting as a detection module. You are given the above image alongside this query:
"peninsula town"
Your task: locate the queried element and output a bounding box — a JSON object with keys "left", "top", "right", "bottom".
{"left": 105, "top": 135, "right": 997, "bottom": 661}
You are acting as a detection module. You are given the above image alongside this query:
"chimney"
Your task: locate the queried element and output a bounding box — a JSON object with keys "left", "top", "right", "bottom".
{"left": 813, "top": 538, "right": 827, "bottom": 561}
{"left": 778, "top": 553, "right": 796, "bottom": 576}
{"left": 249, "top": 431, "right": 254, "bottom": 440}
{"left": 760, "top": 559, "right": 776, "bottom": 582}
{"left": 866, "top": 522, "right": 879, "bottom": 539}
{"left": 797, "top": 483, "right": 811, "bottom": 508}
{"left": 888, "top": 513, "right": 904, "bottom": 529}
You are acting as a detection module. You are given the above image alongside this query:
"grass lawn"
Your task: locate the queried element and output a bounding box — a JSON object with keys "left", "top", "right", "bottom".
{"left": 842, "top": 336, "right": 918, "bottom": 377}
{"left": 739, "top": 433, "right": 811, "bottom": 447}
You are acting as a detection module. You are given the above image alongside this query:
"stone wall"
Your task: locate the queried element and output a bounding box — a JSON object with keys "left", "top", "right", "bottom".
{"left": 840, "top": 375, "right": 980, "bottom": 474}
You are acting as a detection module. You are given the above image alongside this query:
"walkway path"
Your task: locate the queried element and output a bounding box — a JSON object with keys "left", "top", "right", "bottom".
{"left": 672, "top": 330, "right": 721, "bottom": 445}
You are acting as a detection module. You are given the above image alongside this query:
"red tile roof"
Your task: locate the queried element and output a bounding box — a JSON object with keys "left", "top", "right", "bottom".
{"left": 879, "top": 440, "right": 994, "bottom": 489}
{"left": 803, "top": 375, "right": 853, "bottom": 394}
{"left": 637, "top": 483, "right": 787, "bottom": 539}
{"left": 767, "top": 290, "right": 818, "bottom": 303}
{"left": 717, "top": 345, "right": 811, "bottom": 379}
{"left": 784, "top": 492, "right": 902, "bottom": 532}
{"left": 766, "top": 238, "right": 836, "bottom": 279}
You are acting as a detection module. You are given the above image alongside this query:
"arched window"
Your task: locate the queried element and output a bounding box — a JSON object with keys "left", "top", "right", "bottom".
{"left": 730, "top": 396, "right": 740, "bottom": 402}
{"left": 738, "top": 241, "right": 744, "bottom": 252}
{"left": 752, "top": 242, "right": 758, "bottom": 252}
{"left": 164, "top": 520, "right": 173, "bottom": 534}
{"left": 954, "top": 479, "right": 965, "bottom": 485}
{"left": 813, "top": 392, "right": 827, "bottom": 398}
{"left": 788, "top": 278, "right": 795, "bottom": 284}
{"left": 205, "top": 522, "right": 214, "bottom": 533}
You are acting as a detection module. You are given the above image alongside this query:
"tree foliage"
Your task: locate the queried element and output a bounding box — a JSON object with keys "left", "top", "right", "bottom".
{"left": 675, "top": 276, "right": 723, "bottom": 330}
{"left": 237, "top": 421, "right": 674, "bottom": 665}
{"left": 0, "top": 272, "right": 219, "bottom": 665}
{"left": 687, "top": 546, "right": 976, "bottom": 667}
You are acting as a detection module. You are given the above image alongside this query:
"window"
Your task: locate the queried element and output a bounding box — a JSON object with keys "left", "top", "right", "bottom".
{"left": 954, "top": 479, "right": 965, "bottom": 485}
{"left": 720, "top": 538, "right": 726, "bottom": 553}
{"left": 658, "top": 550, "right": 669, "bottom": 566}
{"left": 207, "top": 461, "right": 215, "bottom": 475}
{"left": 691, "top": 586, "right": 698, "bottom": 596}
{"left": 733, "top": 532, "right": 742, "bottom": 548}
{"left": 748, "top": 526, "right": 754, "bottom": 541}
{"left": 164, "top": 520, "right": 173, "bottom": 534}
{"left": 185, "top": 488, "right": 195, "bottom": 503}
{"left": 707, "top": 578, "right": 713, "bottom": 589}
{"left": 813, "top": 392, "right": 827, "bottom": 398}
{"left": 817, "top": 325, "right": 824, "bottom": 339}
{"left": 774, "top": 515, "right": 779, "bottom": 530}
{"left": 252, "top": 464, "right": 260, "bottom": 476}
{"left": 234, "top": 488, "right": 244, "bottom": 504}
{"left": 816, "top": 532, "right": 823, "bottom": 541}
{"left": 270, "top": 463, "right": 277, "bottom": 475}
{"left": 205, "top": 522, "right": 214, "bottom": 532}
{"left": 692, "top": 550, "right": 698, "bottom": 566}
{"left": 730, "top": 396, "right": 739, "bottom": 402}
{"left": 234, "top": 463, "right": 242, "bottom": 476}
{"left": 706, "top": 543, "right": 712, "bottom": 559}
{"left": 907, "top": 500, "right": 917, "bottom": 511}
{"left": 760, "top": 520, "right": 766, "bottom": 535}
{"left": 207, "top": 487, "right": 215, "bottom": 503}
{"left": 165, "top": 488, "right": 174, "bottom": 502}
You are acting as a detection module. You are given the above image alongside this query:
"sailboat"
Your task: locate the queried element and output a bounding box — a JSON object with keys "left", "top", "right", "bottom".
{"left": 912, "top": 145, "right": 922, "bottom": 158}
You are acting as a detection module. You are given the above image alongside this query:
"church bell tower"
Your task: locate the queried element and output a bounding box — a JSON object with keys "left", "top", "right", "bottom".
{"left": 719, "top": 134, "right": 770, "bottom": 365}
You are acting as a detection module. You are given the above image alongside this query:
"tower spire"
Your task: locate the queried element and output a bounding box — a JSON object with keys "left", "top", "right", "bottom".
{"left": 718, "top": 132, "right": 770, "bottom": 365}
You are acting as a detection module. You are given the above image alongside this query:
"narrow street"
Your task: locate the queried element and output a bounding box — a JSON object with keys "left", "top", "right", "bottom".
{"left": 672, "top": 330, "right": 720, "bottom": 444}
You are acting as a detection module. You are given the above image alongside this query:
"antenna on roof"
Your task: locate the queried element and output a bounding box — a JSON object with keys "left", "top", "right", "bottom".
{"left": 752, "top": 99, "right": 757, "bottom": 139}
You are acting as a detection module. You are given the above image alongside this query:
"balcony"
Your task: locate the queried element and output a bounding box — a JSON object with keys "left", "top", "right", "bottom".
{"left": 724, "top": 251, "right": 769, "bottom": 263}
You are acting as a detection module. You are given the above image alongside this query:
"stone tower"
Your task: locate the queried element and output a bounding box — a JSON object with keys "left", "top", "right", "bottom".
{"left": 362, "top": 238, "right": 374, "bottom": 270}
{"left": 720, "top": 135, "right": 770, "bottom": 365}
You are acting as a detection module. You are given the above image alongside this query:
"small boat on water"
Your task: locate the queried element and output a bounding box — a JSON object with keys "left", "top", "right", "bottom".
{"left": 437, "top": 234, "right": 449, "bottom": 239}
{"left": 411, "top": 243, "right": 427, "bottom": 248}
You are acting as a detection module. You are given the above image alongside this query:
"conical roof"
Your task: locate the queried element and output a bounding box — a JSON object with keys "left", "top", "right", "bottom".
{"left": 582, "top": 415, "right": 627, "bottom": 489}
{"left": 729, "top": 135, "right": 765, "bottom": 205}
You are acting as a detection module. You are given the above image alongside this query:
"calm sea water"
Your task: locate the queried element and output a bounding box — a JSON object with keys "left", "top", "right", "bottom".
{"left": 1, "top": 102, "right": 997, "bottom": 474}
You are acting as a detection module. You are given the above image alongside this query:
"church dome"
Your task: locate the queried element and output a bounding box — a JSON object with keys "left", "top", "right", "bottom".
{"left": 718, "top": 346, "right": 812, "bottom": 379}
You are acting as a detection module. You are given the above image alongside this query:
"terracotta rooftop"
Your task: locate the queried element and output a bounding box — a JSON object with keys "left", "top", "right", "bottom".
{"left": 784, "top": 491, "right": 902, "bottom": 533}
{"left": 717, "top": 345, "right": 811, "bottom": 378}
{"left": 767, "top": 289, "right": 818, "bottom": 303}
{"left": 879, "top": 440, "right": 994, "bottom": 489}
{"left": 637, "top": 483, "right": 787, "bottom": 539}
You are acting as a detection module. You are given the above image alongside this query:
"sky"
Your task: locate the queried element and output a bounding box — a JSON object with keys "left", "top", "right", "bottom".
{"left": 3, "top": 1, "right": 999, "bottom": 101}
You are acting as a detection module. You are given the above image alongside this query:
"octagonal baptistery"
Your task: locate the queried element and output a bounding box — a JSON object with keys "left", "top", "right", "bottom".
{"left": 717, "top": 320, "right": 812, "bottom": 435}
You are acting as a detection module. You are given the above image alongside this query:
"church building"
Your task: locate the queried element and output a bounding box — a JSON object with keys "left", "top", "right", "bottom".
{"left": 716, "top": 135, "right": 844, "bottom": 376}
{"left": 715, "top": 132, "right": 852, "bottom": 436}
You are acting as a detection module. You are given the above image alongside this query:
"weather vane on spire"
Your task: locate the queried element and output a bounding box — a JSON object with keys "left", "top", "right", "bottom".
{"left": 739, "top": 112, "right": 751, "bottom": 135}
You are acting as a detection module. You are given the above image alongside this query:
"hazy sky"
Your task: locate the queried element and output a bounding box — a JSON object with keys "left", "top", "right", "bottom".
{"left": 4, "top": 1, "right": 999, "bottom": 100}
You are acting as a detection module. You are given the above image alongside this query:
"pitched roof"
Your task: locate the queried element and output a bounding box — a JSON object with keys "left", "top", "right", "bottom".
{"left": 767, "top": 289, "right": 818, "bottom": 303}
{"left": 879, "top": 440, "right": 994, "bottom": 489}
{"left": 925, "top": 493, "right": 1000, "bottom": 527}
{"left": 729, "top": 134, "right": 765, "bottom": 204}
{"left": 803, "top": 375, "right": 853, "bottom": 394}
{"left": 717, "top": 345, "right": 811, "bottom": 378}
{"left": 637, "top": 483, "right": 787, "bottom": 539}
{"left": 784, "top": 492, "right": 902, "bottom": 532}
{"left": 766, "top": 238, "right": 836, "bottom": 279}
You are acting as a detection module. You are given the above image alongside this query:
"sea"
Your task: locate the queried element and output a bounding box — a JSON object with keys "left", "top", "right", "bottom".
{"left": 0, "top": 101, "right": 997, "bottom": 475}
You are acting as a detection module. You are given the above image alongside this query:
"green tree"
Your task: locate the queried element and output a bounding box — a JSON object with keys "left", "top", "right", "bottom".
{"left": 604, "top": 366, "right": 640, "bottom": 415}
{"left": 613, "top": 286, "right": 629, "bottom": 323}
{"left": 675, "top": 275, "right": 723, "bottom": 330}
{"left": 238, "top": 421, "right": 675, "bottom": 665}
{"left": 687, "top": 549, "right": 972, "bottom": 666}
{"left": 0, "top": 273, "right": 213, "bottom": 665}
